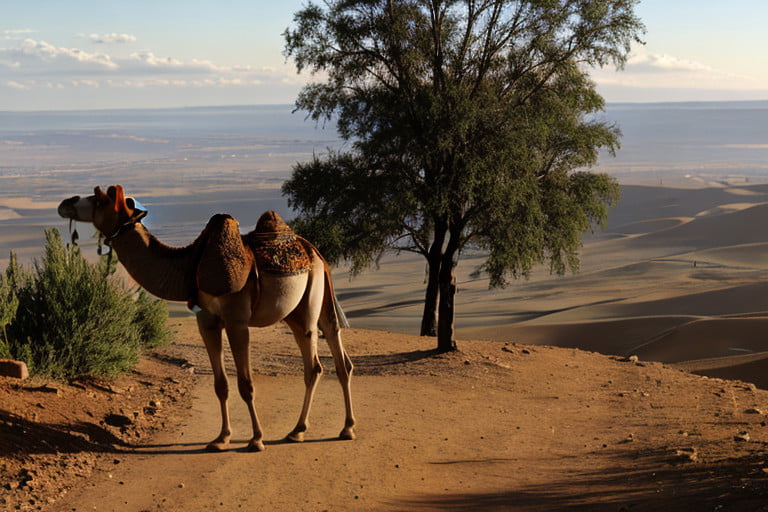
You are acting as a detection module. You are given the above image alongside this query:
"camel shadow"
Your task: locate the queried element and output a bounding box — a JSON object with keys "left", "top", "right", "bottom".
{"left": 132, "top": 435, "right": 349, "bottom": 455}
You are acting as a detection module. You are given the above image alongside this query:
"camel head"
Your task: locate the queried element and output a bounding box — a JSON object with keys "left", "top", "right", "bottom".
{"left": 58, "top": 185, "right": 147, "bottom": 238}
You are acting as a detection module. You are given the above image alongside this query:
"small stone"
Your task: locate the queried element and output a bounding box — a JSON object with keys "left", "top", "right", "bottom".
{"left": 0, "top": 360, "right": 28, "bottom": 379}
{"left": 745, "top": 408, "right": 763, "bottom": 415}
{"left": 735, "top": 431, "right": 750, "bottom": 442}
{"left": 674, "top": 448, "right": 698, "bottom": 463}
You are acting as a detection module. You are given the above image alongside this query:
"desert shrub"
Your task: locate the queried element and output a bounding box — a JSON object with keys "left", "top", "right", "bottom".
{"left": 132, "top": 289, "right": 170, "bottom": 349}
{"left": 2, "top": 228, "right": 169, "bottom": 379}
{"left": 0, "top": 266, "right": 19, "bottom": 359}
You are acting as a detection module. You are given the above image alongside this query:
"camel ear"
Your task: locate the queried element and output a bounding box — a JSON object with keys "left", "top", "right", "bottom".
{"left": 112, "top": 185, "right": 126, "bottom": 213}
{"left": 94, "top": 186, "right": 108, "bottom": 206}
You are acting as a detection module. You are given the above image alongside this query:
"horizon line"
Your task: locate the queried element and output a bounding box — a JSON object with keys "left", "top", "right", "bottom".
{"left": 2, "top": 98, "right": 768, "bottom": 115}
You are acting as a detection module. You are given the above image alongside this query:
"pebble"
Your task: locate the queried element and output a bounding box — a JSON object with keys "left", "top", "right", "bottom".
{"left": 674, "top": 448, "right": 698, "bottom": 463}
{"left": 734, "top": 431, "right": 750, "bottom": 442}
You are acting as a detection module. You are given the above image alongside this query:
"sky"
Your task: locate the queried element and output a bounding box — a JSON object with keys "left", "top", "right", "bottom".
{"left": 1, "top": 0, "right": 767, "bottom": 111}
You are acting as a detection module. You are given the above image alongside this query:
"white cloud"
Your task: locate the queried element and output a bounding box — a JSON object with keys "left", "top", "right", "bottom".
{"left": 9, "top": 38, "right": 118, "bottom": 70}
{"left": 3, "top": 29, "right": 36, "bottom": 36}
{"left": 3, "top": 28, "right": 37, "bottom": 41}
{"left": 589, "top": 47, "right": 765, "bottom": 100}
{"left": 625, "top": 52, "right": 713, "bottom": 73}
{"left": 88, "top": 33, "right": 137, "bottom": 44}
{"left": 0, "top": 37, "right": 306, "bottom": 96}
{"left": 5, "top": 80, "right": 30, "bottom": 90}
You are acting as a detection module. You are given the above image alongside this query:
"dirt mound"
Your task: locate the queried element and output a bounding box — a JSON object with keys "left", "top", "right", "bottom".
{"left": 0, "top": 356, "right": 193, "bottom": 511}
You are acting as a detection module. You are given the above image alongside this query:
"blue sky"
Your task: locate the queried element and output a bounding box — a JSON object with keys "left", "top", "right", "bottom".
{"left": 1, "top": 1, "right": 767, "bottom": 110}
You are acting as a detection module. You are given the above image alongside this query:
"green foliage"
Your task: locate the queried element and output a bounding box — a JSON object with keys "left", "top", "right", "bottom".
{"left": 283, "top": 0, "right": 643, "bottom": 345}
{"left": 2, "top": 229, "right": 169, "bottom": 379}
{"left": 0, "top": 266, "right": 19, "bottom": 359}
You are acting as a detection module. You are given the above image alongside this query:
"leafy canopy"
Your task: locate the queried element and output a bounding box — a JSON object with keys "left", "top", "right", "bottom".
{"left": 283, "top": 0, "right": 641, "bottom": 287}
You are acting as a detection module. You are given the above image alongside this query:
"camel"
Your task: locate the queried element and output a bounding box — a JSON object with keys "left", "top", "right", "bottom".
{"left": 57, "top": 185, "right": 355, "bottom": 452}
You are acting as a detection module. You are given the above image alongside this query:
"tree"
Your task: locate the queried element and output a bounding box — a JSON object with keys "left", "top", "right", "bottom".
{"left": 283, "top": 0, "right": 644, "bottom": 351}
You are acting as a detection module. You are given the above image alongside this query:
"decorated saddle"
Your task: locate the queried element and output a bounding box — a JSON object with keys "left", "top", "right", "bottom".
{"left": 243, "top": 211, "right": 313, "bottom": 276}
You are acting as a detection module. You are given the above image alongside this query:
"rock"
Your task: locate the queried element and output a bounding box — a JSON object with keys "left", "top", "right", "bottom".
{"left": 745, "top": 408, "right": 763, "bottom": 415}
{"left": 673, "top": 448, "right": 698, "bottom": 463}
{"left": 104, "top": 413, "right": 133, "bottom": 427}
{"left": 734, "top": 431, "right": 750, "bottom": 442}
{"left": 0, "top": 359, "right": 29, "bottom": 379}
{"left": 25, "top": 384, "right": 62, "bottom": 395}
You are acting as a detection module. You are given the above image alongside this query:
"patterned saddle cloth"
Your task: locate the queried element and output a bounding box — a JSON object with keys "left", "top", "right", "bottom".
{"left": 243, "top": 211, "right": 313, "bottom": 276}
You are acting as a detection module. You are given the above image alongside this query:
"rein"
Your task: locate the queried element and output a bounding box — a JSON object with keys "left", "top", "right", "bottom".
{"left": 67, "top": 217, "right": 141, "bottom": 277}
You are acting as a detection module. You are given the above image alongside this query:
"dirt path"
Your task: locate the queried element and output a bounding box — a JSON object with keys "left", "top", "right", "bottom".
{"left": 37, "top": 322, "right": 768, "bottom": 511}
{"left": 51, "top": 373, "right": 522, "bottom": 511}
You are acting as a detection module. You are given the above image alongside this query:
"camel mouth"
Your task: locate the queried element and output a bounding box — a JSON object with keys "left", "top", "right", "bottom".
{"left": 58, "top": 195, "right": 94, "bottom": 221}
{"left": 57, "top": 196, "right": 80, "bottom": 219}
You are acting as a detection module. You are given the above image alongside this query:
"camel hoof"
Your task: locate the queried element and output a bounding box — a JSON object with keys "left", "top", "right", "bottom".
{"left": 205, "top": 441, "right": 230, "bottom": 452}
{"left": 285, "top": 431, "right": 305, "bottom": 443}
{"left": 247, "top": 439, "right": 266, "bottom": 452}
{"left": 339, "top": 428, "right": 356, "bottom": 441}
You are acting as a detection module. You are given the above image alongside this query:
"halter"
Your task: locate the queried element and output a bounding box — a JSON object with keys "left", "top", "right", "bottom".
{"left": 66, "top": 197, "right": 148, "bottom": 275}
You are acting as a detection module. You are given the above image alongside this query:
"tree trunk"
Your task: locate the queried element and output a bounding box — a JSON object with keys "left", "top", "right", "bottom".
{"left": 420, "top": 220, "right": 447, "bottom": 337}
{"left": 436, "top": 245, "right": 458, "bottom": 352}
{"left": 421, "top": 246, "right": 446, "bottom": 336}
{"left": 420, "top": 258, "right": 440, "bottom": 336}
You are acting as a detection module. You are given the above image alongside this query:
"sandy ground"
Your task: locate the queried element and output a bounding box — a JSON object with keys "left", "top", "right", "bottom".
{"left": 4, "top": 322, "right": 768, "bottom": 511}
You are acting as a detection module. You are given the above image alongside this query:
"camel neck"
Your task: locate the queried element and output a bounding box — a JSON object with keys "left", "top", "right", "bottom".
{"left": 109, "top": 224, "right": 196, "bottom": 302}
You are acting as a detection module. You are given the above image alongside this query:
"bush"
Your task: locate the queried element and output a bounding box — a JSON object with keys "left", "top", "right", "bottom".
{"left": 2, "top": 228, "right": 169, "bottom": 379}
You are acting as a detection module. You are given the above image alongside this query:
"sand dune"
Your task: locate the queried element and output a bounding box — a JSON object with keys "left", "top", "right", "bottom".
{"left": 332, "top": 184, "right": 768, "bottom": 389}
{"left": 5, "top": 177, "right": 768, "bottom": 389}
{"left": 632, "top": 317, "right": 768, "bottom": 362}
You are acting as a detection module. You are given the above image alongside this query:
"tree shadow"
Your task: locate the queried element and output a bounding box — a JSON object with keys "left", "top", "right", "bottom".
{"left": 350, "top": 349, "right": 445, "bottom": 371}
{"left": 393, "top": 450, "right": 768, "bottom": 511}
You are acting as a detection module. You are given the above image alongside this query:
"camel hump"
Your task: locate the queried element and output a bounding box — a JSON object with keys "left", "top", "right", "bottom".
{"left": 254, "top": 210, "right": 292, "bottom": 234}
{"left": 244, "top": 211, "right": 313, "bottom": 276}
{"left": 196, "top": 214, "right": 252, "bottom": 297}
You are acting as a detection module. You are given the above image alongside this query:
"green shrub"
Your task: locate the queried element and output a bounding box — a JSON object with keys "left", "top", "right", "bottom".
{"left": 2, "top": 228, "right": 169, "bottom": 379}
{"left": 0, "top": 265, "right": 19, "bottom": 359}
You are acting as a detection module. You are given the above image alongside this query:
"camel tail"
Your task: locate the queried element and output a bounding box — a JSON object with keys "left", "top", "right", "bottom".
{"left": 333, "top": 289, "right": 351, "bottom": 329}
{"left": 298, "top": 234, "right": 350, "bottom": 330}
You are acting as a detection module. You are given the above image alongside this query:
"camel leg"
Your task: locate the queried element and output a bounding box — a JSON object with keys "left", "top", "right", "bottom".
{"left": 284, "top": 316, "right": 323, "bottom": 442}
{"left": 196, "top": 311, "right": 232, "bottom": 451}
{"left": 225, "top": 322, "right": 265, "bottom": 452}
{"left": 319, "top": 314, "right": 356, "bottom": 440}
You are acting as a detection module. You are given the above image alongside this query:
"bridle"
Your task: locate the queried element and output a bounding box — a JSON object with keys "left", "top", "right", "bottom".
{"left": 66, "top": 197, "right": 148, "bottom": 274}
